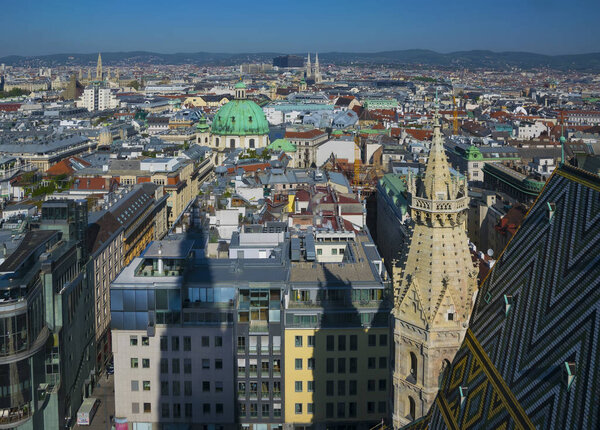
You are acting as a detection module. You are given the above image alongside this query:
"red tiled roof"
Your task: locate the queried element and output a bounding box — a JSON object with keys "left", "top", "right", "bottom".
{"left": 0, "top": 103, "right": 21, "bottom": 112}
{"left": 45, "top": 157, "right": 91, "bottom": 176}
{"left": 285, "top": 129, "right": 326, "bottom": 139}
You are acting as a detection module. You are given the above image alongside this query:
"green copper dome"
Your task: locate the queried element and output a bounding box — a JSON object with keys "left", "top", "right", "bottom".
{"left": 235, "top": 81, "right": 246, "bottom": 89}
{"left": 211, "top": 99, "right": 269, "bottom": 136}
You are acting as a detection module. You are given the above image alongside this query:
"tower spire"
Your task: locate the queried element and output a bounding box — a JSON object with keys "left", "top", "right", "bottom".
{"left": 96, "top": 53, "right": 103, "bottom": 80}
{"left": 422, "top": 98, "right": 452, "bottom": 200}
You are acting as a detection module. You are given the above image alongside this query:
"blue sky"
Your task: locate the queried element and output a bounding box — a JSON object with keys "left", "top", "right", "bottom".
{"left": 1, "top": 0, "right": 599, "bottom": 57}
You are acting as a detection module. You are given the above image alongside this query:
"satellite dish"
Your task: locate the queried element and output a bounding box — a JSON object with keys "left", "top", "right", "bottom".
{"left": 487, "top": 249, "right": 494, "bottom": 257}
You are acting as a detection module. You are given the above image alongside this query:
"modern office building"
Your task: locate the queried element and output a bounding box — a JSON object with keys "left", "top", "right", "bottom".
{"left": 0, "top": 199, "right": 95, "bottom": 429}
{"left": 111, "top": 197, "right": 390, "bottom": 430}
{"left": 273, "top": 55, "right": 304, "bottom": 69}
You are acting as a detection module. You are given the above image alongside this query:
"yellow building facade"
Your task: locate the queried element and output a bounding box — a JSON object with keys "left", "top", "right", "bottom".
{"left": 285, "top": 327, "right": 391, "bottom": 426}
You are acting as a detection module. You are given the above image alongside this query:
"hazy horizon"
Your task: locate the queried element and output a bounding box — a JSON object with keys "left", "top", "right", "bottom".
{"left": 1, "top": 0, "right": 599, "bottom": 57}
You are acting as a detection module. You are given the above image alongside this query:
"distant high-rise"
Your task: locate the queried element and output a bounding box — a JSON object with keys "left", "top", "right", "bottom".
{"left": 272, "top": 54, "right": 304, "bottom": 68}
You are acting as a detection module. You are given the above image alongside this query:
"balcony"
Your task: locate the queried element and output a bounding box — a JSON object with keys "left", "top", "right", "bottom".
{"left": 249, "top": 320, "right": 268, "bottom": 333}
{"left": 0, "top": 403, "right": 32, "bottom": 429}
{"left": 411, "top": 195, "right": 468, "bottom": 213}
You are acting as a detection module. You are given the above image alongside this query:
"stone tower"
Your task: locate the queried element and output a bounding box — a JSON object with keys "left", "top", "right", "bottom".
{"left": 96, "top": 53, "right": 103, "bottom": 80}
{"left": 305, "top": 53, "right": 311, "bottom": 80}
{"left": 392, "top": 108, "right": 478, "bottom": 428}
{"left": 314, "top": 52, "right": 322, "bottom": 83}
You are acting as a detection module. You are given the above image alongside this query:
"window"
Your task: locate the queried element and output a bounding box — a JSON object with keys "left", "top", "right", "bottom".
{"left": 327, "top": 335, "right": 334, "bottom": 351}
{"left": 160, "top": 336, "right": 167, "bottom": 351}
{"left": 326, "top": 403, "right": 334, "bottom": 418}
{"left": 349, "top": 380, "right": 357, "bottom": 395}
{"left": 295, "top": 403, "right": 302, "bottom": 414}
{"left": 350, "top": 335, "right": 357, "bottom": 350}
{"left": 368, "top": 357, "right": 376, "bottom": 369}
{"left": 202, "top": 336, "right": 210, "bottom": 347}
{"left": 172, "top": 336, "right": 179, "bottom": 351}
{"left": 349, "top": 402, "right": 357, "bottom": 417}
{"left": 237, "top": 336, "right": 246, "bottom": 353}
{"left": 185, "top": 403, "right": 192, "bottom": 418}
{"left": 160, "top": 358, "right": 168, "bottom": 374}
{"left": 307, "top": 403, "right": 314, "bottom": 414}
{"left": 215, "top": 359, "right": 223, "bottom": 369}
{"left": 337, "top": 402, "right": 345, "bottom": 418}
{"left": 295, "top": 381, "right": 303, "bottom": 392}
{"left": 131, "top": 380, "right": 139, "bottom": 391}
{"left": 338, "top": 380, "right": 346, "bottom": 396}
{"left": 202, "top": 359, "right": 210, "bottom": 369}
{"left": 249, "top": 138, "right": 255, "bottom": 149}
{"left": 161, "top": 403, "right": 169, "bottom": 418}
{"left": 238, "top": 382, "right": 246, "bottom": 396}
{"left": 203, "top": 381, "right": 210, "bottom": 392}
{"left": 448, "top": 311, "right": 454, "bottom": 321}
{"left": 215, "top": 336, "right": 223, "bottom": 347}
{"left": 326, "top": 358, "right": 334, "bottom": 373}
{"left": 368, "top": 380, "right": 375, "bottom": 391}
{"left": 184, "top": 358, "right": 192, "bottom": 374}
{"left": 216, "top": 403, "right": 224, "bottom": 414}
{"left": 349, "top": 357, "right": 357, "bottom": 373}
{"left": 184, "top": 381, "right": 192, "bottom": 396}
{"left": 261, "top": 381, "right": 269, "bottom": 396}
{"left": 132, "top": 403, "right": 139, "bottom": 414}
{"left": 295, "top": 358, "right": 302, "bottom": 370}
{"left": 332, "top": 249, "right": 338, "bottom": 255}
{"left": 172, "top": 359, "right": 180, "bottom": 374}
{"left": 307, "top": 358, "right": 315, "bottom": 370}
{"left": 295, "top": 336, "right": 303, "bottom": 347}
{"left": 250, "top": 404, "right": 257, "bottom": 417}
{"left": 173, "top": 403, "right": 181, "bottom": 418}
{"left": 368, "top": 334, "right": 376, "bottom": 347}
{"left": 172, "top": 381, "right": 180, "bottom": 396}
{"left": 230, "top": 139, "right": 235, "bottom": 149}
{"left": 142, "top": 336, "right": 149, "bottom": 346}
{"left": 143, "top": 403, "right": 151, "bottom": 413}
{"left": 408, "top": 396, "right": 416, "bottom": 420}
{"left": 379, "top": 379, "right": 387, "bottom": 391}
{"left": 239, "top": 404, "right": 246, "bottom": 417}
{"left": 378, "top": 401, "right": 386, "bottom": 413}
{"left": 274, "top": 404, "right": 281, "bottom": 418}
{"left": 130, "top": 358, "right": 138, "bottom": 368}
{"left": 130, "top": 336, "right": 138, "bottom": 346}
{"left": 142, "top": 358, "right": 150, "bottom": 368}
{"left": 215, "top": 381, "right": 223, "bottom": 392}
{"left": 143, "top": 381, "right": 150, "bottom": 391}
{"left": 368, "top": 401, "right": 375, "bottom": 414}
{"left": 307, "top": 335, "right": 315, "bottom": 347}
{"left": 326, "top": 380, "right": 334, "bottom": 396}
{"left": 317, "top": 248, "right": 323, "bottom": 256}
{"left": 161, "top": 381, "right": 169, "bottom": 396}
{"left": 307, "top": 381, "right": 314, "bottom": 392}
{"left": 379, "top": 357, "right": 387, "bottom": 369}
{"left": 261, "top": 360, "right": 269, "bottom": 375}
{"left": 380, "top": 334, "right": 387, "bottom": 346}
{"left": 338, "top": 358, "right": 346, "bottom": 373}
{"left": 338, "top": 335, "right": 346, "bottom": 351}
{"left": 203, "top": 403, "right": 211, "bottom": 414}
{"left": 410, "top": 352, "right": 418, "bottom": 379}
{"left": 183, "top": 336, "right": 191, "bottom": 351}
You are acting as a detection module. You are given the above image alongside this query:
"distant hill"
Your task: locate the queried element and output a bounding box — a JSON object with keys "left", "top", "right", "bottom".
{"left": 2, "top": 50, "right": 600, "bottom": 71}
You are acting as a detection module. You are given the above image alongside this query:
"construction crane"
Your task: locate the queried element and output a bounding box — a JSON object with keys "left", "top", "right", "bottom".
{"left": 452, "top": 95, "right": 459, "bottom": 135}
{"left": 354, "top": 132, "right": 361, "bottom": 188}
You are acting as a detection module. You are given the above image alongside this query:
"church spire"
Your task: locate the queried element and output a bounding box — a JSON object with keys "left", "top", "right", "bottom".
{"left": 96, "top": 53, "right": 103, "bottom": 80}
{"left": 422, "top": 104, "right": 453, "bottom": 200}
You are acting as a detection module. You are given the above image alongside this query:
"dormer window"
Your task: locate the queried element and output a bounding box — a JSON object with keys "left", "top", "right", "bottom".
{"left": 248, "top": 116, "right": 253, "bottom": 122}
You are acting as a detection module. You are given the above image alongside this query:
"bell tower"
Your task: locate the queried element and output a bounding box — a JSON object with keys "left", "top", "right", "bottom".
{"left": 392, "top": 107, "right": 478, "bottom": 427}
